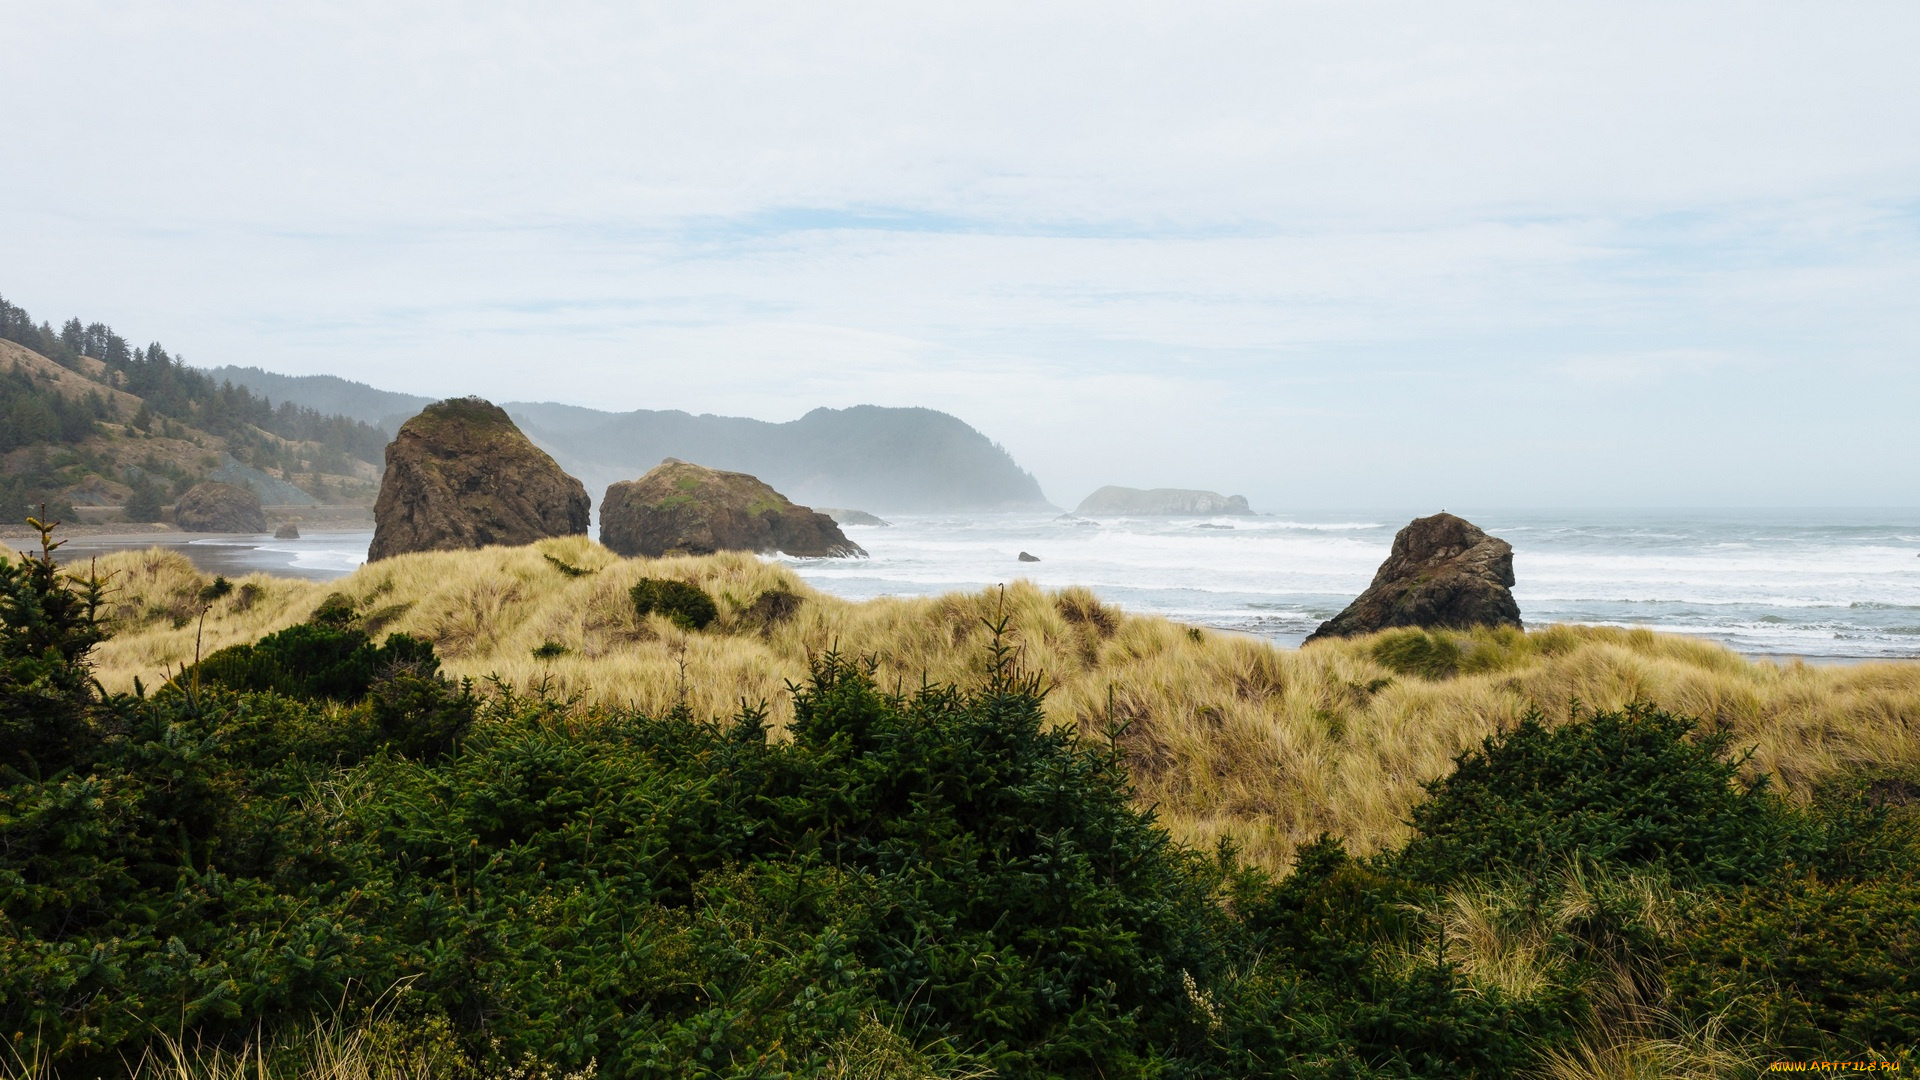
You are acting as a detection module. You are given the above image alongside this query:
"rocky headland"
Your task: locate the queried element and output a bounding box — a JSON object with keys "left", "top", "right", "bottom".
{"left": 1075, "top": 486, "right": 1253, "bottom": 516}
{"left": 599, "top": 459, "right": 865, "bottom": 559}
{"left": 1305, "top": 512, "right": 1521, "bottom": 642}
{"left": 368, "top": 397, "right": 590, "bottom": 561}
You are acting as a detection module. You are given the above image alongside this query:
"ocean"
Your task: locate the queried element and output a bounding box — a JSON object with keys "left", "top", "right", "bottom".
{"left": 56, "top": 508, "right": 1920, "bottom": 660}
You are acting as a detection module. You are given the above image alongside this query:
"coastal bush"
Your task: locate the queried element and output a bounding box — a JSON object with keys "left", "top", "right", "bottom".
{"left": 629, "top": 576, "right": 716, "bottom": 631}
{"left": 188, "top": 620, "right": 440, "bottom": 702}
{"left": 1395, "top": 704, "right": 1815, "bottom": 886}
{"left": 123, "top": 476, "right": 164, "bottom": 522}
{"left": 1669, "top": 872, "right": 1920, "bottom": 1055}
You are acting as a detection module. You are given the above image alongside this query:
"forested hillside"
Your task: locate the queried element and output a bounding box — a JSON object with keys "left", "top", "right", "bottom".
{"left": 207, "top": 364, "right": 432, "bottom": 432}
{"left": 0, "top": 295, "right": 390, "bottom": 517}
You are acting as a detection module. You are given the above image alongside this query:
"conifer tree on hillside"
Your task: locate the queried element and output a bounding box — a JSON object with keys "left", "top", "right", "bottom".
{"left": 0, "top": 292, "right": 391, "bottom": 503}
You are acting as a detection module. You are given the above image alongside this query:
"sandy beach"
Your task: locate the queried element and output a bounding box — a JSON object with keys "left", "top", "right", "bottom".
{"left": 27, "top": 528, "right": 374, "bottom": 582}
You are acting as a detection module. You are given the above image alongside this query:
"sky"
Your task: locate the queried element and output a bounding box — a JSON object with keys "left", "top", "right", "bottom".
{"left": 3, "top": 2, "right": 1917, "bottom": 510}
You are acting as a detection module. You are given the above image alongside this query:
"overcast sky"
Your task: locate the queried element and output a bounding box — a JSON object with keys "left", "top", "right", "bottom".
{"left": 4, "top": 3, "right": 1917, "bottom": 509}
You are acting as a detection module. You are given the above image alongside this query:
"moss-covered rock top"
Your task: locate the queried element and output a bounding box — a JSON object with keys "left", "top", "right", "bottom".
{"left": 400, "top": 396, "right": 521, "bottom": 442}
{"left": 601, "top": 459, "right": 865, "bottom": 559}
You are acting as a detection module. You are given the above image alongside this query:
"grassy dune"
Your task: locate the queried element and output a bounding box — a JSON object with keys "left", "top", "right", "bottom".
{"left": 84, "top": 536, "right": 1920, "bottom": 871}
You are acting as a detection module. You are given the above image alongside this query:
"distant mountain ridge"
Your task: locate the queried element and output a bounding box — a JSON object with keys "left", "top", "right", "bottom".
{"left": 509, "top": 402, "right": 1050, "bottom": 514}
{"left": 209, "top": 367, "right": 1051, "bottom": 512}
{"left": 207, "top": 366, "right": 432, "bottom": 432}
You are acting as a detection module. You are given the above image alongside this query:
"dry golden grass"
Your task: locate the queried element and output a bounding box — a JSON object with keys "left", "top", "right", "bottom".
{"left": 76, "top": 538, "right": 1920, "bottom": 872}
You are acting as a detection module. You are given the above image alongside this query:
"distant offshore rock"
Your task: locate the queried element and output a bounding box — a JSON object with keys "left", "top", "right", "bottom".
{"left": 1075, "top": 486, "right": 1253, "bottom": 516}
{"left": 1018, "top": 551, "right": 1040, "bottom": 562}
{"left": 174, "top": 481, "right": 267, "bottom": 533}
{"left": 274, "top": 522, "right": 301, "bottom": 540}
{"left": 814, "top": 507, "right": 890, "bottom": 527}
{"left": 368, "top": 397, "right": 590, "bottom": 561}
{"left": 600, "top": 459, "right": 866, "bottom": 559}
{"left": 1305, "top": 512, "right": 1521, "bottom": 643}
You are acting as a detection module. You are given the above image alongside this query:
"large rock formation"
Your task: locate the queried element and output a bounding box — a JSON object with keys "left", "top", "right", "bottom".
{"left": 173, "top": 481, "right": 267, "bottom": 533}
{"left": 1305, "top": 513, "right": 1521, "bottom": 643}
{"left": 368, "top": 397, "right": 590, "bottom": 561}
{"left": 600, "top": 459, "right": 865, "bottom": 559}
{"left": 1075, "top": 486, "right": 1253, "bottom": 516}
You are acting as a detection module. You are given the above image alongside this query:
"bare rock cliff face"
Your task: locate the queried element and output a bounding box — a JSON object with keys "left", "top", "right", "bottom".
{"left": 173, "top": 481, "right": 267, "bottom": 533}
{"left": 600, "top": 459, "right": 865, "bottom": 559}
{"left": 368, "top": 397, "right": 590, "bottom": 561}
{"left": 1305, "top": 513, "right": 1521, "bottom": 643}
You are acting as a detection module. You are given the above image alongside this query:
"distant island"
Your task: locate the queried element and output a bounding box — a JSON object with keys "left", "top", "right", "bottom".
{"left": 212, "top": 369, "right": 1053, "bottom": 513}
{"left": 1075, "top": 485, "right": 1253, "bottom": 516}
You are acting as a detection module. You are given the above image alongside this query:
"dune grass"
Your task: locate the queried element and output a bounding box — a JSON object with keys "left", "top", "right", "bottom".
{"left": 79, "top": 537, "right": 1920, "bottom": 871}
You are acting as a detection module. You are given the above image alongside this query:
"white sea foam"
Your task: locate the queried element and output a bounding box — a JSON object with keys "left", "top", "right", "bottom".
{"left": 784, "top": 510, "right": 1920, "bottom": 659}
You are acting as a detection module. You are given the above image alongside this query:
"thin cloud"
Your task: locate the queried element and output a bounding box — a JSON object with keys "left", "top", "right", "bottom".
{"left": 2, "top": 3, "right": 1917, "bottom": 507}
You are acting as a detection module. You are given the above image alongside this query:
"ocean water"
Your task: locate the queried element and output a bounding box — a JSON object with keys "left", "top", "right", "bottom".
{"left": 787, "top": 509, "right": 1920, "bottom": 660}
{"left": 57, "top": 509, "right": 1920, "bottom": 660}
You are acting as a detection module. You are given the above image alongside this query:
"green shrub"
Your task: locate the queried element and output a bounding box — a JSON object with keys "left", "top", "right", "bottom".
{"left": 123, "top": 477, "right": 163, "bottom": 522}
{"left": 1669, "top": 873, "right": 1920, "bottom": 1056}
{"left": 308, "top": 591, "right": 358, "bottom": 628}
{"left": 1395, "top": 704, "right": 1817, "bottom": 886}
{"left": 0, "top": 521, "right": 107, "bottom": 775}
{"left": 196, "top": 575, "right": 233, "bottom": 603}
{"left": 188, "top": 621, "right": 441, "bottom": 703}
{"left": 630, "top": 577, "right": 716, "bottom": 631}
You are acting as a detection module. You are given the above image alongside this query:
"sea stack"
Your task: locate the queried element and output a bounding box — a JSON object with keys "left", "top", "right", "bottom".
{"left": 599, "top": 459, "right": 865, "bottom": 559}
{"left": 1304, "top": 513, "right": 1521, "bottom": 643}
{"left": 174, "top": 481, "right": 268, "bottom": 533}
{"left": 368, "top": 397, "right": 590, "bottom": 561}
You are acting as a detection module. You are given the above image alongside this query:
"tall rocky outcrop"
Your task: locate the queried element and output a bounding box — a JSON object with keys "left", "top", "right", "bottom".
{"left": 1075, "top": 486, "right": 1253, "bottom": 516}
{"left": 1305, "top": 513, "right": 1521, "bottom": 643}
{"left": 368, "top": 397, "right": 590, "bottom": 561}
{"left": 600, "top": 459, "right": 865, "bottom": 559}
{"left": 173, "top": 481, "right": 267, "bottom": 533}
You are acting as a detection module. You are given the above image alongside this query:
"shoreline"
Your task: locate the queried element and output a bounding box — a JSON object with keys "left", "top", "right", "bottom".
{"left": 0, "top": 505, "right": 374, "bottom": 542}
{"left": 34, "top": 528, "right": 371, "bottom": 583}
